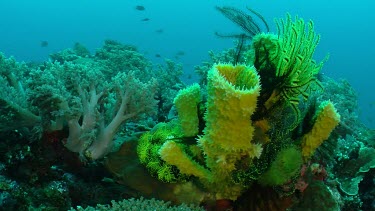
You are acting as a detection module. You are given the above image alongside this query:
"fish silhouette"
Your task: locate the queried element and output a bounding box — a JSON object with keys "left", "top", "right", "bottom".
{"left": 40, "top": 41, "right": 48, "bottom": 47}
{"left": 135, "top": 5, "right": 145, "bottom": 11}
{"left": 155, "top": 29, "right": 164, "bottom": 33}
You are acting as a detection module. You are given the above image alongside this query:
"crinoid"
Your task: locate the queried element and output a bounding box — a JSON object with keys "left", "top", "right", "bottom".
{"left": 252, "top": 14, "right": 328, "bottom": 131}
{"left": 215, "top": 6, "right": 269, "bottom": 39}
{"left": 274, "top": 14, "right": 326, "bottom": 103}
{"left": 272, "top": 14, "right": 329, "bottom": 124}
{"left": 215, "top": 6, "right": 269, "bottom": 64}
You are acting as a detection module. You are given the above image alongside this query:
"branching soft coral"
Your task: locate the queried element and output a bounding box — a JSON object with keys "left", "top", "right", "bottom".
{"left": 27, "top": 61, "right": 158, "bottom": 160}
{"left": 1, "top": 41, "right": 174, "bottom": 163}
{"left": 84, "top": 72, "right": 158, "bottom": 160}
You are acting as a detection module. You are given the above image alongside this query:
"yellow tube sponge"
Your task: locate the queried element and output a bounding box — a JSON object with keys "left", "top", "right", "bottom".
{"left": 201, "top": 63, "right": 261, "bottom": 153}
{"left": 159, "top": 63, "right": 262, "bottom": 200}
{"left": 159, "top": 140, "right": 211, "bottom": 179}
{"left": 173, "top": 83, "right": 201, "bottom": 137}
{"left": 301, "top": 100, "right": 340, "bottom": 160}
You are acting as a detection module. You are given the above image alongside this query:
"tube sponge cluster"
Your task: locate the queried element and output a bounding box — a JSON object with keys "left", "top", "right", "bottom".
{"left": 158, "top": 64, "right": 262, "bottom": 200}
{"left": 136, "top": 13, "right": 342, "bottom": 203}
{"left": 141, "top": 62, "right": 341, "bottom": 201}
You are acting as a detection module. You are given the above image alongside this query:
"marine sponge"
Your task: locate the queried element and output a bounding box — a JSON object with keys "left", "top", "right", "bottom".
{"left": 159, "top": 140, "right": 210, "bottom": 179}
{"left": 173, "top": 83, "right": 201, "bottom": 137}
{"left": 157, "top": 63, "right": 262, "bottom": 200}
{"left": 201, "top": 63, "right": 261, "bottom": 153}
{"left": 259, "top": 146, "right": 303, "bottom": 186}
{"left": 301, "top": 100, "right": 340, "bottom": 160}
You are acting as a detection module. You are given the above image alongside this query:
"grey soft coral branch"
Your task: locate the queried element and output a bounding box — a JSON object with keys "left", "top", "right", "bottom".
{"left": 85, "top": 86, "right": 133, "bottom": 160}
{"left": 85, "top": 73, "right": 158, "bottom": 160}
{"left": 64, "top": 84, "right": 104, "bottom": 155}
{"left": 62, "top": 71, "right": 158, "bottom": 160}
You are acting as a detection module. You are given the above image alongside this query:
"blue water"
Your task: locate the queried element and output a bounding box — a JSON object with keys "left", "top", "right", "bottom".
{"left": 1, "top": 0, "right": 374, "bottom": 128}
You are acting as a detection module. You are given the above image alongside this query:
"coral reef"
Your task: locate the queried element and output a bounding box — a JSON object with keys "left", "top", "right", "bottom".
{"left": 0, "top": 40, "right": 187, "bottom": 161}
{"left": 0, "top": 9, "right": 374, "bottom": 211}
{"left": 0, "top": 40, "right": 187, "bottom": 209}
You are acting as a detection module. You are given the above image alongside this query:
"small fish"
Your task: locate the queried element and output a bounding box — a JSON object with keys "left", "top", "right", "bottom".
{"left": 141, "top": 18, "right": 150, "bottom": 22}
{"left": 176, "top": 51, "right": 185, "bottom": 56}
{"left": 40, "top": 41, "right": 48, "bottom": 47}
{"left": 155, "top": 29, "right": 164, "bottom": 33}
{"left": 155, "top": 54, "right": 161, "bottom": 58}
{"left": 135, "top": 5, "right": 145, "bottom": 11}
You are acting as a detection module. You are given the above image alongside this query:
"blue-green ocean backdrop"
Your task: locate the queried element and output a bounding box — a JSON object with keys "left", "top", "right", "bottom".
{"left": 0, "top": 0, "right": 374, "bottom": 128}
